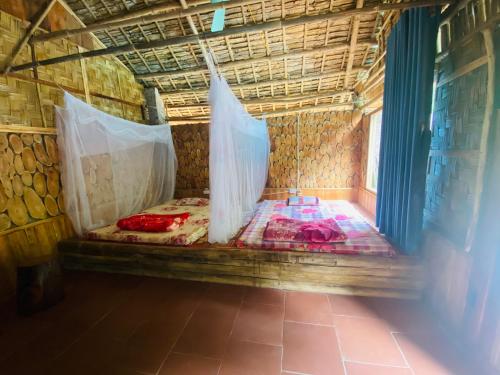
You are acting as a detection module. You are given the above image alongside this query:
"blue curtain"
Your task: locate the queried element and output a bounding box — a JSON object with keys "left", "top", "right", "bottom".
{"left": 376, "top": 8, "right": 440, "bottom": 254}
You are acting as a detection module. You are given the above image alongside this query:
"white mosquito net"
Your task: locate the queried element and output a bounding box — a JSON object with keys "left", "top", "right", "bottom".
{"left": 208, "top": 62, "right": 270, "bottom": 243}
{"left": 55, "top": 92, "right": 177, "bottom": 236}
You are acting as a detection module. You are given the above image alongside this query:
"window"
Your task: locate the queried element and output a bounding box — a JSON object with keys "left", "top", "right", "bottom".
{"left": 367, "top": 110, "right": 382, "bottom": 192}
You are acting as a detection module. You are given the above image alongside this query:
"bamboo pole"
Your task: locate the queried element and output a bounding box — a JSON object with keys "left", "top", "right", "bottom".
{"left": 12, "top": 0, "right": 451, "bottom": 74}
{"left": 2, "top": 0, "right": 58, "bottom": 74}
{"left": 138, "top": 44, "right": 373, "bottom": 80}
{"left": 167, "top": 89, "right": 351, "bottom": 108}
{"left": 344, "top": 0, "right": 364, "bottom": 87}
{"left": 160, "top": 68, "right": 364, "bottom": 96}
{"left": 32, "top": 0, "right": 451, "bottom": 44}
{"left": 167, "top": 102, "right": 353, "bottom": 124}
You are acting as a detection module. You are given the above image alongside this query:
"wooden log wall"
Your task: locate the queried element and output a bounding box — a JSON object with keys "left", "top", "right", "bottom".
{"left": 0, "top": 8, "right": 146, "bottom": 301}
{"left": 171, "top": 112, "right": 363, "bottom": 200}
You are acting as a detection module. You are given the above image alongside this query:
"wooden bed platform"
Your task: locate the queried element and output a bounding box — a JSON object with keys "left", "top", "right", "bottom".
{"left": 58, "top": 239, "right": 426, "bottom": 299}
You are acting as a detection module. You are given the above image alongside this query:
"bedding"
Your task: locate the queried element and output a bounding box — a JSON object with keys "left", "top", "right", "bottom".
{"left": 87, "top": 200, "right": 209, "bottom": 245}
{"left": 237, "top": 200, "right": 396, "bottom": 256}
{"left": 263, "top": 217, "right": 347, "bottom": 243}
{"left": 287, "top": 196, "right": 319, "bottom": 206}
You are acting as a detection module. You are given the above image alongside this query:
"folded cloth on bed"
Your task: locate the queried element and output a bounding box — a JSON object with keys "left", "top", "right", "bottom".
{"left": 287, "top": 196, "right": 319, "bottom": 206}
{"left": 117, "top": 213, "right": 190, "bottom": 232}
{"left": 263, "top": 217, "right": 347, "bottom": 243}
{"left": 86, "top": 200, "right": 209, "bottom": 245}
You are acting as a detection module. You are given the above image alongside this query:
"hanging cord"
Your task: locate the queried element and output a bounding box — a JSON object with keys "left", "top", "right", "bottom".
{"left": 200, "top": 36, "right": 220, "bottom": 78}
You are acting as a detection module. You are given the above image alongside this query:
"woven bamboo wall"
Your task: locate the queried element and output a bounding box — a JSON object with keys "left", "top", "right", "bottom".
{"left": 172, "top": 111, "right": 363, "bottom": 197}
{"left": 422, "top": 0, "right": 499, "bottom": 372}
{"left": 0, "top": 10, "right": 144, "bottom": 127}
{"left": 0, "top": 9, "right": 146, "bottom": 301}
{"left": 424, "top": 33, "right": 487, "bottom": 248}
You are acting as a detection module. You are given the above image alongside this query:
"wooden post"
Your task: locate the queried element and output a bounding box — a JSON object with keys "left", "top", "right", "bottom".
{"left": 145, "top": 87, "right": 166, "bottom": 124}
{"left": 78, "top": 46, "right": 91, "bottom": 104}
{"left": 29, "top": 42, "right": 47, "bottom": 128}
{"left": 1, "top": 0, "right": 58, "bottom": 74}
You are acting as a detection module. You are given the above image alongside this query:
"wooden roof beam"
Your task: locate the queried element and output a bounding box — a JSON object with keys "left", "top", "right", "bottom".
{"left": 344, "top": 0, "right": 364, "bottom": 87}
{"left": 11, "top": 0, "right": 449, "bottom": 73}
{"left": 160, "top": 68, "right": 365, "bottom": 96}
{"left": 33, "top": 0, "right": 263, "bottom": 43}
{"left": 1, "top": 0, "right": 58, "bottom": 74}
{"left": 166, "top": 102, "right": 354, "bottom": 124}
{"left": 139, "top": 43, "right": 375, "bottom": 80}
{"left": 31, "top": 0, "right": 451, "bottom": 45}
{"left": 167, "top": 89, "right": 352, "bottom": 107}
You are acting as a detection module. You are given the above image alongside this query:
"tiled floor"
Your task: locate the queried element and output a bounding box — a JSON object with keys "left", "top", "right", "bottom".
{"left": 0, "top": 271, "right": 484, "bottom": 375}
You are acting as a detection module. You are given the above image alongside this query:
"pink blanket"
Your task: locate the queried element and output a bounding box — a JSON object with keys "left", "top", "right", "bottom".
{"left": 263, "top": 217, "right": 347, "bottom": 243}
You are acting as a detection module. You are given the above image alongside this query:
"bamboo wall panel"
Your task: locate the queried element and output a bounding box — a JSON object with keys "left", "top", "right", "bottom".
{"left": 172, "top": 112, "right": 363, "bottom": 196}
{"left": 424, "top": 33, "right": 487, "bottom": 249}
{"left": 0, "top": 8, "right": 146, "bottom": 301}
{"left": 0, "top": 10, "right": 144, "bottom": 128}
{"left": 422, "top": 1, "right": 499, "bottom": 372}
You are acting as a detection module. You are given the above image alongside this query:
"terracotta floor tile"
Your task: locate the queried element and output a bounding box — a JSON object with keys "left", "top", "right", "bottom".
{"left": 328, "top": 294, "right": 380, "bottom": 318}
{"left": 282, "top": 321, "right": 343, "bottom": 375}
{"left": 113, "top": 317, "right": 186, "bottom": 374}
{"left": 345, "top": 362, "right": 413, "bottom": 374}
{"left": 173, "top": 295, "right": 240, "bottom": 358}
{"left": 333, "top": 315, "right": 406, "bottom": 367}
{"left": 231, "top": 302, "right": 284, "bottom": 346}
{"left": 285, "top": 291, "right": 333, "bottom": 325}
{"left": 219, "top": 339, "right": 282, "bottom": 375}
{"left": 204, "top": 283, "right": 247, "bottom": 302}
{"left": 244, "top": 287, "right": 285, "bottom": 306}
{"left": 369, "top": 298, "right": 438, "bottom": 334}
{"left": 159, "top": 352, "right": 220, "bottom": 375}
{"left": 394, "top": 332, "right": 475, "bottom": 375}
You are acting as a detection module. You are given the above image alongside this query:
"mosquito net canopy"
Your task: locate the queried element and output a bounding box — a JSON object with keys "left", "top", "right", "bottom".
{"left": 56, "top": 92, "right": 177, "bottom": 236}
{"left": 208, "top": 63, "right": 270, "bottom": 243}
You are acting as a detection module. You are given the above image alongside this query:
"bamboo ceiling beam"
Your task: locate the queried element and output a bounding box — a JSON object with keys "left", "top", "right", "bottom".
{"left": 344, "top": 0, "right": 364, "bottom": 87}
{"left": 138, "top": 43, "right": 374, "bottom": 80}
{"left": 33, "top": 0, "right": 265, "bottom": 43}
{"left": 31, "top": 0, "right": 451, "bottom": 45}
{"left": 167, "top": 89, "right": 352, "bottom": 108}
{"left": 90, "top": 0, "right": 207, "bottom": 25}
{"left": 1, "top": 0, "right": 58, "bottom": 74}
{"left": 160, "top": 68, "right": 365, "bottom": 96}
{"left": 166, "top": 102, "right": 353, "bottom": 123}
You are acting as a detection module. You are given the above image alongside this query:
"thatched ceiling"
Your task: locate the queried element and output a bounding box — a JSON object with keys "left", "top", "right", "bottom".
{"left": 47, "top": 0, "right": 429, "bottom": 122}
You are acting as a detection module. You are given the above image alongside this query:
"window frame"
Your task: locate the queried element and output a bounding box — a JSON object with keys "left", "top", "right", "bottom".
{"left": 366, "top": 110, "right": 383, "bottom": 193}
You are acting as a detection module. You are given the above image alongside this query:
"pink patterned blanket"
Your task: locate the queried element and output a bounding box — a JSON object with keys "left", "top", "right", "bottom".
{"left": 263, "top": 217, "right": 347, "bottom": 243}
{"left": 237, "top": 200, "right": 396, "bottom": 256}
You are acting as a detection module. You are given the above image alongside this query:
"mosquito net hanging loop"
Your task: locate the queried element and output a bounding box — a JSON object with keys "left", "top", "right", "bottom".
{"left": 208, "top": 63, "right": 270, "bottom": 244}
{"left": 55, "top": 92, "right": 177, "bottom": 236}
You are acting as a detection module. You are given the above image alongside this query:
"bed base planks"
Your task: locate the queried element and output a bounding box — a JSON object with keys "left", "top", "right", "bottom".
{"left": 58, "top": 239, "right": 425, "bottom": 299}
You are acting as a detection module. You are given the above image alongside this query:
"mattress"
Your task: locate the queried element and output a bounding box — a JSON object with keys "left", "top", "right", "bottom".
{"left": 236, "top": 200, "right": 396, "bottom": 256}
{"left": 86, "top": 200, "right": 209, "bottom": 245}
